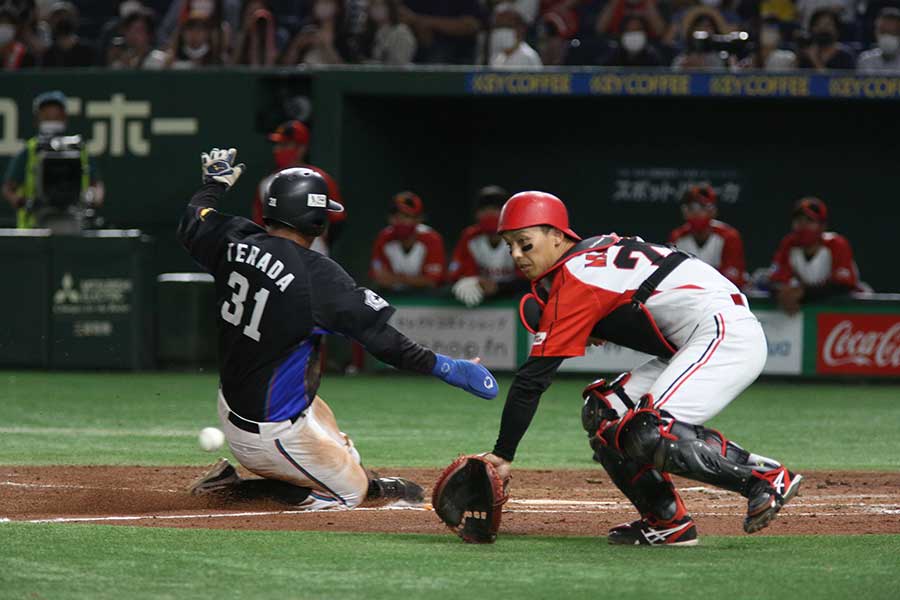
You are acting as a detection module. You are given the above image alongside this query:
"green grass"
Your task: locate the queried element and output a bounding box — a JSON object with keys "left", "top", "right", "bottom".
{"left": 2, "top": 524, "right": 898, "bottom": 600}
{"left": 1, "top": 371, "right": 899, "bottom": 470}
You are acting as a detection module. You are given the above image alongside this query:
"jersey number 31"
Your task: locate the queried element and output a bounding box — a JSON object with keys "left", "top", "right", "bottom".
{"left": 221, "top": 271, "right": 270, "bottom": 342}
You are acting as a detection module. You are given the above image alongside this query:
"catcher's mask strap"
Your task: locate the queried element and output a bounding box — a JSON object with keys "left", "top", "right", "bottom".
{"left": 519, "top": 293, "right": 542, "bottom": 334}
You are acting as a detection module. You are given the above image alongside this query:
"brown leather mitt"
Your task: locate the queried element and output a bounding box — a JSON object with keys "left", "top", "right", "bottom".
{"left": 432, "top": 455, "right": 509, "bottom": 544}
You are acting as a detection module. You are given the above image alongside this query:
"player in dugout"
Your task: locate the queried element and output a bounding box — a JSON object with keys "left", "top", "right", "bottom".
{"left": 769, "top": 196, "right": 863, "bottom": 314}
{"left": 668, "top": 183, "right": 746, "bottom": 289}
{"left": 369, "top": 190, "right": 446, "bottom": 293}
{"left": 448, "top": 185, "right": 528, "bottom": 307}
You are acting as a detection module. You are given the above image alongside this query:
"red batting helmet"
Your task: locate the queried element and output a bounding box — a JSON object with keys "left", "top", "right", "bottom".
{"left": 497, "top": 191, "right": 581, "bottom": 240}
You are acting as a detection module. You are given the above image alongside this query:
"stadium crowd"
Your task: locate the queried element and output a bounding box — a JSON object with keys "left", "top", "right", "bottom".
{"left": 4, "top": 0, "right": 900, "bottom": 71}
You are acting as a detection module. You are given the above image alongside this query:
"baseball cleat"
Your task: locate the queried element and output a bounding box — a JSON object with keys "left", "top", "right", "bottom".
{"left": 367, "top": 477, "right": 425, "bottom": 504}
{"left": 744, "top": 468, "right": 803, "bottom": 534}
{"left": 608, "top": 514, "right": 698, "bottom": 546}
{"left": 188, "top": 458, "right": 241, "bottom": 495}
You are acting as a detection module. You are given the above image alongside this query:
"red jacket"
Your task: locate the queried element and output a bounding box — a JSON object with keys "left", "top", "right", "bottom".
{"left": 369, "top": 224, "right": 446, "bottom": 285}
{"left": 669, "top": 220, "right": 747, "bottom": 289}
{"left": 769, "top": 231, "right": 859, "bottom": 289}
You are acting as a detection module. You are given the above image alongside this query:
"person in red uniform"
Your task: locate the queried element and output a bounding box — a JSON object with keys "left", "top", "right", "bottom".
{"left": 251, "top": 120, "right": 345, "bottom": 255}
{"left": 448, "top": 185, "right": 527, "bottom": 307}
{"left": 477, "top": 190, "right": 802, "bottom": 546}
{"left": 668, "top": 184, "right": 746, "bottom": 289}
{"left": 769, "top": 197, "right": 860, "bottom": 314}
{"left": 369, "top": 191, "right": 445, "bottom": 292}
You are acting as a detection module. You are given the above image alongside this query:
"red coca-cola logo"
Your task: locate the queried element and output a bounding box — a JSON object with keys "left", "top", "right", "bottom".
{"left": 817, "top": 314, "right": 900, "bottom": 375}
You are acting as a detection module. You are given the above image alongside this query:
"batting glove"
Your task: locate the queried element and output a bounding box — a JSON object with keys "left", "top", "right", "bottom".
{"left": 432, "top": 353, "right": 498, "bottom": 400}
{"left": 201, "top": 147, "right": 246, "bottom": 189}
{"left": 452, "top": 276, "right": 484, "bottom": 308}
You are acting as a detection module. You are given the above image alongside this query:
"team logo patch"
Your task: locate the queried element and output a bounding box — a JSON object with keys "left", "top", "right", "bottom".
{"left": 198, "top": 207, "right": 214, "bottom": 220}
{"left": 533, "top": 332, "right": 547, "bottom": 345}
{"left": 307, "top": 193, "right": 327, "bottom": 208}
{"left": 364, "top": 289, "right": 389, "bottom": 311}
{"left": 268, "top": 197, "right": 277, "bottom": 207}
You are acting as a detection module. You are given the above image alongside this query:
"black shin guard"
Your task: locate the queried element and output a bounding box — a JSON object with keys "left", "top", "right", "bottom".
{"left": 594, "top": 446, "right": 685, "bottom": 522}
{"left": 618, "top": 409, "right": 775, "bottom": 498}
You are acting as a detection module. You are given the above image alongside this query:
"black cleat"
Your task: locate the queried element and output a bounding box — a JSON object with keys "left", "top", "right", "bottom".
{"left": 367, "top": 477, "right": 425, "bottom": 504}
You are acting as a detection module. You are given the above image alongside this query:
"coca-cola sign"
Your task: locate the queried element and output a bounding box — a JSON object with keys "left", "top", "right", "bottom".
{"left": 817, "top": 314, "right": 900, "bottom": 375}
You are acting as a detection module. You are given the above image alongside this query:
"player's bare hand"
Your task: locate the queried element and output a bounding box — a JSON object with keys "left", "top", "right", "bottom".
{"left": 777, "top": 285, "right": 804, "bottom": 315}
{"left": 482, "top": 452, "right": 512, "bottom": 485}
{"left": 201, "top": 147, "right": 246, "bottom": 189}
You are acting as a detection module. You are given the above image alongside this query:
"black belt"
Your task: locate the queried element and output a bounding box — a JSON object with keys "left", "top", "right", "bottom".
{"left": 227, "top": 406, "right": 307, "bottom": 434}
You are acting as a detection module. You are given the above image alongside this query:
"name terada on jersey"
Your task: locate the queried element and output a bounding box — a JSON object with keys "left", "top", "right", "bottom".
{"left": 225, "top": 241, "right": 296, "bottom": 292}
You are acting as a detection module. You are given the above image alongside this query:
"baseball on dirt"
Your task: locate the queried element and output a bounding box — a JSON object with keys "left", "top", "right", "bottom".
{"left": 198, "top": 427, "right": 225, "bottom": 452}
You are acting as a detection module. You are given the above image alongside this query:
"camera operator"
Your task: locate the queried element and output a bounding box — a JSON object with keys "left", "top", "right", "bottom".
{"left": 2, "top": 90, "right": 105, "bottom": 229}
{"left": 673, "top": 12, "right": 747, "bottom": 69}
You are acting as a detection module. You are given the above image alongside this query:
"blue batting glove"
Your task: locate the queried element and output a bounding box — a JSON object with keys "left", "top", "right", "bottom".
{"left": 432, "top": 353, "right": 498, "bottom": 400}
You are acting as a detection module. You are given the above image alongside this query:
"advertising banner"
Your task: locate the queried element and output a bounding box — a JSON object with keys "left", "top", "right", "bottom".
{"left": 817, "top": 313, "right": 900, "bottom": 375}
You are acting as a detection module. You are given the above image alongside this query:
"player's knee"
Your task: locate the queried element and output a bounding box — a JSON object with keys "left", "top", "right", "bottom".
{"left": 618, "top": 410, "right": 664, "bottom": 465}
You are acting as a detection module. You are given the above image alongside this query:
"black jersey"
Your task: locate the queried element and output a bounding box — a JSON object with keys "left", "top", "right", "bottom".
{"left": 177, "top": 183, "right": 435, "bottom": 421}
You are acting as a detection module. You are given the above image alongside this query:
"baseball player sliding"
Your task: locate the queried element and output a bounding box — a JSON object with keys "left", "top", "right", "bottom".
{"left": 481, "top": 191, "right": 802, "bottom": 546}
{"left": 178, "top": 148, "right": 498, "bottom": 510}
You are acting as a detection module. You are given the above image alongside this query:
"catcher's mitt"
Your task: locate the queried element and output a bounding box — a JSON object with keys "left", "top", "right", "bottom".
{"left": 432, "top": 455, "right": 509, "bottom": 544}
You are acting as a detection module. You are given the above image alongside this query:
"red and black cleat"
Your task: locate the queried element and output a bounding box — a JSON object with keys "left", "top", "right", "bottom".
{"left": 608, "top": 513, "right": 698, "bottom": 546}
{"left": 744, "top": 467, "right": 803, "bottom": 534}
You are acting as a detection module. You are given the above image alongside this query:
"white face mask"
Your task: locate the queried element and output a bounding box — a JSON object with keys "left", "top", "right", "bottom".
{"left": 760, "top": 27, "right": 780, "bottom": 48}
{"left": 621, "top": 30, "right": 647, "bottom": 54}
{"left": 0, "top": 24, "right": 15, "bottom": 45}
{"left": 490, "top": 28, "right": 517, "bottom": 54}
{"left": 39, "top": 120, "right": 66, "bottom": 135}
{"left": 314, "top": 2, "right": 337, "bottom": 20}
{"left": 119, "top": 0, "right": 143, "bottom": 18}
{"left": 878, "top": 33, "right": 900, "bottom": 55}
{"left": 184, "top": 43, "right": 210, "bottom": 59}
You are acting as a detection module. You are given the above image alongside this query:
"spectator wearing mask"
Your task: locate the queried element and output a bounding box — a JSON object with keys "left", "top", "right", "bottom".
{"left": 367, "top": 0, "right": 416, "bottom": 64}
{"left": 668, "top": 184, "right": 746, "bottom": 289}
{"left": 769, "top": 197, "right": 861, "bottom": 314}
{"left": 106, "top": 7, "right": 167, "bottom": 68}
{"left": 232, "top": 0, "right": 277, "bottom": 65}
{"left": 797, "top": 8, "right": 854, "bottom": 71}
{"left": 596, "top": 0, "right": 667, "bottom": 38}
{"left": 168, "top": 12, "right": 225, "bottom": 68}
{"left": 281, "top": 0, "right": 348, "bottom": 65}
{"left": 40, "top": 2, "right": 95, "bottom": 67}
{"left": 603, "top": 14, "right": 666, "bottom": 66}
{"left": 251, "top": 120, "right": 345, "bottom": 256}
{"left": 0, "top": 2, "right": 35, "bottom": 69}
{"left": 664, "top": 1, "right": 738, "bottom": 46}
{"left": 489, "top": 4, "right": 541, "bottom": 67}
{"left": 449, "top": 185, "right": 526, "bottom": 307}
{"left": 2, "top": 90, "right": 104, "bottom": 228}
{"left": 739, "top": 17, "right": 797, "bottom": 70}
{"left": 857, "top": 7, "right": 900, "bottom": 73}
{"left": 370, "top": 192, "right": 446, "bottom": 292}
{"left": 399, "top": 0, "right": 483, "bottom": 64}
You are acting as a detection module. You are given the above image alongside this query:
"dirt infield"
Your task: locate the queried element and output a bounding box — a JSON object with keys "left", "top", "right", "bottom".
{"left": 2, "top": 466, "right": 898, "bottom": 537}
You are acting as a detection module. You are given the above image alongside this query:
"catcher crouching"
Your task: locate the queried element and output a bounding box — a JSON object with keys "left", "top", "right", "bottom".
{"left": 435, "top": 191, "right": 803, "bottom": 546}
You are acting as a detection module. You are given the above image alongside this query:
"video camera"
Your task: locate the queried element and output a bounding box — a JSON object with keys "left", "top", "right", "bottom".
{"left": 687, "top": 30, "right": 750, "bottom": 56}
{"left": 28, "top": 134, "right": 99, "bottom": 233}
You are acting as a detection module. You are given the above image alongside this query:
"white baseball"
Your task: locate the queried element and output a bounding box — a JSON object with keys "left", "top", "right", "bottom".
{"left": 198, "top": 427, "right": 225, "bottom": 452}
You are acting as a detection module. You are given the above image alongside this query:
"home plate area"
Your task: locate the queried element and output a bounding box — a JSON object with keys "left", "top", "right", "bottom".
{"left": 2, "top": 467, "right": 898, "bottom": 537}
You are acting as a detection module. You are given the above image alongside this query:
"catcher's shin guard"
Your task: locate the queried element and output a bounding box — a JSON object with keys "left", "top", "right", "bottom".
{"left": 367, "top": 477, "right": 425, "bottom": 504}
{"left": 594, "top": 446, "right": 687, "bottom": 523}
{"left": 616, "top": 406, "right": 803, "bottom": 531}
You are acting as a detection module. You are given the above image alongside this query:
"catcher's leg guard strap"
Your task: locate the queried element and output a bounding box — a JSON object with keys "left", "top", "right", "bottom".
{"left": 582, "top": 373, "right": 633, "bottom": 447}
{"left": 594, "top": 446, "right": 686, "bottom": 522}
{"left": 618, "top": 410, "right": 760, "bottom": 496}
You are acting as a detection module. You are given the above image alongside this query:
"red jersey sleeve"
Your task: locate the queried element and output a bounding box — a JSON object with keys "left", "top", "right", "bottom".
{"left": 826, "top": 234, "right": 858, "bottom": 287}
{"left": 530, "top": 267, "right": 618, "bottom": 358}
{"left": 719, "top": 226, "right": 747, "bottom": 288}
{"left": 447, "top": 227, "right": 480, "bottom": 282}
{"left": 369, "top": 229, "right": 392, "bottom": 279}
{"left": 420, "top": 230, "right": 446, "bottom": 284}
{"left": 769, "top": 234, "right": 796, "bottom": 284}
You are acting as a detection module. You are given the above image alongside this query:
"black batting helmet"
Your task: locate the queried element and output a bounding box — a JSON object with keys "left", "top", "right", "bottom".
{"left": 262, "top": 167, "right": 343, "bottom": 236}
